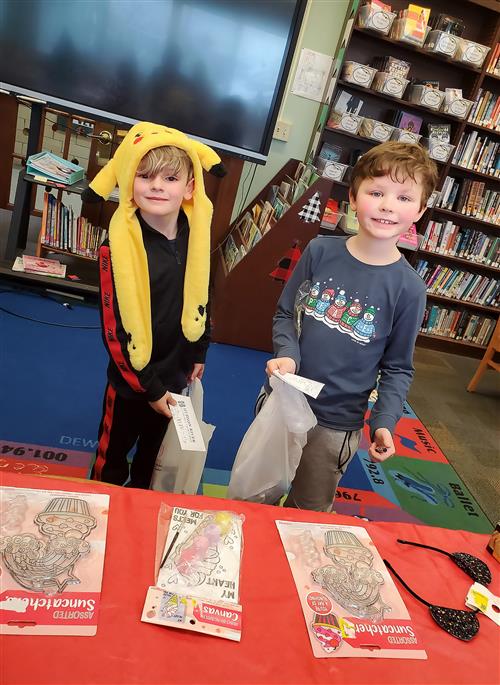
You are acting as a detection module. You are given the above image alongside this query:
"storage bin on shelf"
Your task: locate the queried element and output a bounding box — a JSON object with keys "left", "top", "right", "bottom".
{"left": 316, "top": 158, "right": 350, "bottom": 182}
{"left": 359, "top": 118, "right": 395, "bottom": 142}
{"left": 357, "top": 3, "right": 396, "bottom": 34}
{"left": 424, "top": 30, "right": 459, "bottom": 58}
{"left": 342, "top": 61, "right": 378, "bottom": 88}
{"left": 391, "top": 128, "right": 423, "bottom": 144}
{"left": 390, "top": 18, "right": 428, "bottom": 48}
{"left": 327, "top": 110, "right": 363, "bottom": 135}
{"left": 408, "top": 85, "right": 445, "bottom": 110}
{"left": 423, "top": 139, "right": 455, "bottom": 163}
{"left": 454, "top": 38, "right": 490, "bottom": 68}
{"left": 372, "top": 72, "right": 409, "bottom": 99}
{"left": 440, "top": 96, "right": 474, "bottom": 119}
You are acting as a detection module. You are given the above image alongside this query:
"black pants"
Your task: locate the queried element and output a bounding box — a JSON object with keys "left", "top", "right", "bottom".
{"left": 92, "top": 384, "right": 169, "bottom": 488}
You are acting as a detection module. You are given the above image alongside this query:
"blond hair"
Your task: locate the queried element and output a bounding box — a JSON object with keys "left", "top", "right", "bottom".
{"left": 136, "top": 145, "right": 193, "bottom": 180}
{"left": 350, "top": 142, "right": 438, "bottom": 209}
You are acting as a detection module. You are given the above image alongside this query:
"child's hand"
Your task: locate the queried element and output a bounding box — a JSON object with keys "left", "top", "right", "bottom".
{"left": 188, "top": 363, "right": 205, "bottom": 383}
{"left": 369, "top": 428, "right": 395, "bottom": 462}
{"left": 149, "top": 391, "right": 177, "bottom": 418}
{"left": 266, "top": 357, "right": 297, "bottom": 377}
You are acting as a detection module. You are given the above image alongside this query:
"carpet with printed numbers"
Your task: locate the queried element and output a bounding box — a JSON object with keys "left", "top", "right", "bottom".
{"left": 0, "top": 285, "right": 491, "bottom": 534}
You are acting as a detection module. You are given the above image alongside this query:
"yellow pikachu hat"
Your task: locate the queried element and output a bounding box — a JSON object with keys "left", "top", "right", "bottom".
{"left": 83, "top": 122, "right": 226, "bottom": 371}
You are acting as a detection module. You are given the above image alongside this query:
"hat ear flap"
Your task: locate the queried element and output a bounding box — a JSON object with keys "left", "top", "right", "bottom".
{"left": 190, "top": 140, "right": 227, "bottom": 177}
{"left": 88, "top": 158, "right": 118, "bottom": 200}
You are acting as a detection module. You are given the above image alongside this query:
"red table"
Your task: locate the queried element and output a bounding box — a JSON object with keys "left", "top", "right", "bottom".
{"left": 1, "top": 472, "right": 499, "bottom": 685}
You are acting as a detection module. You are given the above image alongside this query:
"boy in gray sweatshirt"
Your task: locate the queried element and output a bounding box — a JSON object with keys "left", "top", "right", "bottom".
{"left": 267, "top": 142, "right": 438, "bottom": 511}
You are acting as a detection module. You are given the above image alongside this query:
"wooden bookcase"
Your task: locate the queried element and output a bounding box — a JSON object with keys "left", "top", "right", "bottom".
{"left": 212, "top": 159, "right": 333, "bottom": 352}
{"left": 309, "top": 0, "right": 499, "bottom": 358}
{"left": 31, "top": 176, "right": 107, "bottom": 262}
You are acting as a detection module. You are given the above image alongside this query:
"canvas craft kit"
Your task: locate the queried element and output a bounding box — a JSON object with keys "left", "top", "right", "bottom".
{"left": 0, "top": 486, "right": 109, "bottom": 636}
{"left": 142, "top": 505, "right": 244, "bottom": 641}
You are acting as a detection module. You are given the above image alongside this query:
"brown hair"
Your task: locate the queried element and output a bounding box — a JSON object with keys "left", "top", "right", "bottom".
{"left": 136, "top": 145, "right": 193, "bottom": 180}
{"left": 349, "top": 142, "right": 438, "bottom": 209}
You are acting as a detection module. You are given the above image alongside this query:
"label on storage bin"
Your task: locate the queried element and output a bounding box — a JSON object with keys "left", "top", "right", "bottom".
{"left": 447, "top": 98, "right": 469, "bottom": 118}
{"left": 322, "top": 161, "right": 347, "bottom": 181}
{"left": 351, "top": 65, "right": 375, "bottom": 87}
{"left": 398, "top": 130, "right": 421, "bottom": 143}
{"left": 371, "top": 122, "right": 392, "bottom": 141}
{"left": 339, "top": 113, "right": 361, "bottom": 133}
{"left": 421, "top": 89, "right": 442, "bottom": 109}
{"left": 382, "top": 76, "right": 406, "bottom": 98}
{"left": 436, "top": 33, "right": 458, "bottom": 55}
{"left": 463, "top": 44, "right": 486, "bottom": 65}
{"left": 369, "top": 9, "right": 392, "bottom": 31}
{"left": 429, "top": 144, "right": 451, "bottom": 162}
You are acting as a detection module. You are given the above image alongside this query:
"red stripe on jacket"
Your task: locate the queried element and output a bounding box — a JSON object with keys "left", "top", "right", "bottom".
{"left": 93, "top": 384, "right": 116, "bottom": 481}
{"left": 100, "top": 246, "right": 145, "bottom": 393}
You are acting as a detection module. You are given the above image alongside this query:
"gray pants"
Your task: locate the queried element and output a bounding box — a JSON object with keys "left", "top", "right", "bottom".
{"left": 283, "top": 424, "right": 361, "bottom": 512}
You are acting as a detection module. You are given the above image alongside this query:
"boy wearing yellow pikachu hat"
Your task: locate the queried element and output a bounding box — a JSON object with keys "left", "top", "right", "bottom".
{"left": 86, "top": 122, "right": 225, "bottom": 488}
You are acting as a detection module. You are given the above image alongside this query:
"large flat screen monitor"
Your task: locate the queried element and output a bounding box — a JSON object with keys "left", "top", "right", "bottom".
{"left": 0, "top": 0, "right": 306, "bottom": 163}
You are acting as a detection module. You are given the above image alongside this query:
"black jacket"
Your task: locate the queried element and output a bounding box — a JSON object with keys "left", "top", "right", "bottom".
{"left": 98, "top": 210, "right": 210, "bottom": 401}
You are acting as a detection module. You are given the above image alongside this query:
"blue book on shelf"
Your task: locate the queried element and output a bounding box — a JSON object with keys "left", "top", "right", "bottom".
{"left": 26, "top": 151, "right": 85, "bottom": 185}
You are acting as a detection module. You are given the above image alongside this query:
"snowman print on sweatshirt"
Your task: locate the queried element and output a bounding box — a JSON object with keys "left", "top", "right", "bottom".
{"left": 304, "top": 281, "right": 378, "bottom": 345}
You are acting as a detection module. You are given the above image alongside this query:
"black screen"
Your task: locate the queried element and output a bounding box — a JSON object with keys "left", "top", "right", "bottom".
{"left": 0, "top": 0, "right": 304, "bottom": 161}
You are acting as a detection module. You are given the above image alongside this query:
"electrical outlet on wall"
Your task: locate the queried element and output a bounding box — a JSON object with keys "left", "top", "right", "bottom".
{"left": 273, "top": 120, "right": 292, "bottom": 142}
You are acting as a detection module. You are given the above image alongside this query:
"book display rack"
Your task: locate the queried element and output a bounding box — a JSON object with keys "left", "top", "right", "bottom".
{"left": 212, "top": 159, "right": 333, "bottom": 351}
{"left": 309, "top": 0, "right": 499, "bottom": 357}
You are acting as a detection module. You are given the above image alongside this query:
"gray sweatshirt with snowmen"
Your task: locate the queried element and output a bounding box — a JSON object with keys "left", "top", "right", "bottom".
{"left": 273, "top": 236, "right": 426, "bottom": 436}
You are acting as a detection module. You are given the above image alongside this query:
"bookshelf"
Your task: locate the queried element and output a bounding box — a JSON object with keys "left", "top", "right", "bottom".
{"left": 212, "top": 159, "right": 333, "bottom": 352}
{"left": 36, "top": 189, "right": 109, "bottom": 262}
{"left": 309, "top": 0, "right": 499, "bottom": 357}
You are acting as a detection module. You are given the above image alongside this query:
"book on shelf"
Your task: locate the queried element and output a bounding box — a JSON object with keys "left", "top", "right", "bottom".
{"left": 318, "top": 143, "right": 342, "bottom": 162}
{"left": 436, "top": 177, "right": 500, "bottom": 222}
{"left": 372, "top": 56, "right": 411, "bottom": 80}
{"left": 416, "top": 259, "right": 499, "bottom": 306}
{"left": 469, "top": 90, "right": 500, "bottom": 131}
{"left": 453, "top": 132, "right": 500, "bottom": 177}
{"left": 421, "top": 303, "right": 496, "bottom": 345}
{"left": 320, "top": 198, "right": 341, "bottom": 230}
{"left": 393, "top": 110, "right": 423, "bottom": 135}
{"left": 16, "top": 255, "right": 67, "bottom": 278}
{"left": 396, "top": 223, "right": 419, "bottom": 250}
{"left": 247, "top": 223, "right": 263, "bottom": 249}
{"left": 40, "top": 192, "right": 107, "bottom": 260}
{"left": 26, "top": 152, "right": 85, "bottom": 185}
{"left": 338, "top": 202, "right": 359, "bottom": 234}
{"left": 486, "top": 42, "right": 500, "bottom": 76}
{"left": 427, "top": 123, "right": 451, "bottom": 145}
{"left": 331, "top": 89, "right": 364, "bottom": 115}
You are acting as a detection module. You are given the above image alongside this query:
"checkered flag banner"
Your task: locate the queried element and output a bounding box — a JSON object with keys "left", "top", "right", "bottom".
{"left": 298, "top": 191, "right": 321, "bottom": 223}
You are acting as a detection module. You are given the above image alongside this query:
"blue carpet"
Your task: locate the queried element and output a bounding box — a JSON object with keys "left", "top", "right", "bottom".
{"left": 0, "top": 283, "right": 491, "bottom": 533}
{"left": 0, "top": 285, "right": 265, "bottom": 471}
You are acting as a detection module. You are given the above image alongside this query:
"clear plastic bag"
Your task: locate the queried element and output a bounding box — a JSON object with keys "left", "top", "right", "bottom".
{"left": 227, "top": 376, "right": 317, "bottom": 504}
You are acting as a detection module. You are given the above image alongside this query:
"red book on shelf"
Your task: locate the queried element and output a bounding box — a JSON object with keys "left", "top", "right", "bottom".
{"left": 22, "top": 255, "right": 66, "bottom": 278}
{"left": 397, "top": 223, "right": 418, "bottom": 250}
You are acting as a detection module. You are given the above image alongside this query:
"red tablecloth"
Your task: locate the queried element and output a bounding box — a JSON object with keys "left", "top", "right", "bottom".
{"left": 1, "top": 472, "right": 498, "bottom": 685}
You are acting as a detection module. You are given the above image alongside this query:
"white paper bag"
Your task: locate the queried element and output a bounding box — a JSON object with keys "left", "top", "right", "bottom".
{"left": 150, "top": 379, "right": 215, "bottom": 494}
{"left": 227, "top": 376, "right": 317, "bottom": 504}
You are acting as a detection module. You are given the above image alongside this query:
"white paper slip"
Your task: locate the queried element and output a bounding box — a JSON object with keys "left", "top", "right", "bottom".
{"left": 273, "top": 371, "right": 324, "bottom": 399}
{"left": 169, "top": 393, "right": 206, "bottom": 451}
{"left": 466, "top": 583, "right": 500, "bottom": 626}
